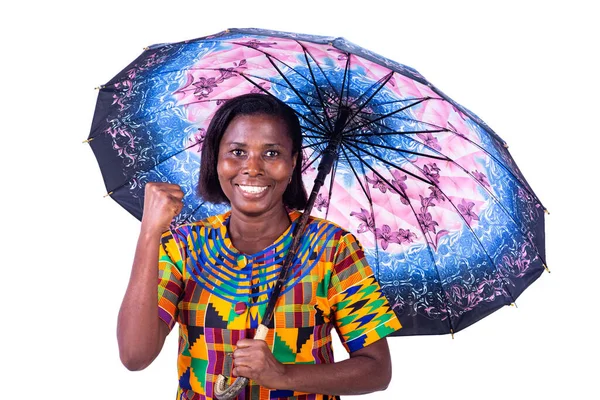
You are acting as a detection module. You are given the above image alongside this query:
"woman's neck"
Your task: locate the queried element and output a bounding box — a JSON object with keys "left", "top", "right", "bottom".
{"left": 228, "top": 205, "right": 292, "bottom": 254}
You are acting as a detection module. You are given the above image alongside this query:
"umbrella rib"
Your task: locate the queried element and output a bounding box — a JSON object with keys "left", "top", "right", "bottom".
{"left": 349, "top": 129, "right": 448, "bottom": 138}
{"left": 301, "top": 149, "right": 323, "bottom": 174}
{"left": 343, "top": 98, "right": 430, "bottom": 135}
{"left": 299, "top": 43, "right": 336, "bottom": 133}
{"left": 365, "top": 112, "right": 454, "bottom": 137}
{"left": 345, "top": 72, "right": 394, "bottom": 125}
{"left": 337, "top": 73, "right": 397, "bottom": 137}
{"left": 298, "top": 41, "right": 341, "bottom": 100}
{"left": 343, "top": 140, "right": 435, "bottom": 188}
{"left": 301, "top": 140, "right": 328, "bottom": 150}
{"left": 344, "top": 137, "right": 450, "bottom": 161}
{"left": 303, "top": 134, "right": 331, "bottom": 139}
{"left": 366, "top": 97, "right": 443, "bottom": 108}
{"left": 341, "top": 145, "right": 373, "bottom": 207}
{"left": 342, "top": 143, "right": 412, "bottom": 202}
{"left": 344, "top": 55, "right": 352, "bottom": 108}
{"left": 338, "top": 52, "right": 351, "bottom": 113}
{"left": 300, "top": 125, "right": 329, "bottom": 136}
{"left": 323, "top": 154, "right": 339, "bottom": 221}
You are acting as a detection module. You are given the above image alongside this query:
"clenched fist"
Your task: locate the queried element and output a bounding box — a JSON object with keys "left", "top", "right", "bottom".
{"left": 141, "top": 182, "right": 184, "bottom": 234}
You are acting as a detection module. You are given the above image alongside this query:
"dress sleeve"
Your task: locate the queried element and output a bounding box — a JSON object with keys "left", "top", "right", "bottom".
{"left": 158, "top": 230, "right": 184, "bottom": 331}
{"left": 328, "top": 232, "right": 402, "bottom": 353}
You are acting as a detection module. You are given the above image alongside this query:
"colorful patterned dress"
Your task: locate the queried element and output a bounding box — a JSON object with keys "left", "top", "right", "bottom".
{"left": 158, "top": 210, "right": 402, "bottom": 400}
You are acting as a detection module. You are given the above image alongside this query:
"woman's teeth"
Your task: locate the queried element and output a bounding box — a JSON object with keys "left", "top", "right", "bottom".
{"left": 238, "top": 185, "right": 268, "bottom": 194}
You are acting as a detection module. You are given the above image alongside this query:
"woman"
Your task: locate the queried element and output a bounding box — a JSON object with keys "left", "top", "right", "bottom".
{"left": 117, "top": 94, "right": 402, "bottom": 399}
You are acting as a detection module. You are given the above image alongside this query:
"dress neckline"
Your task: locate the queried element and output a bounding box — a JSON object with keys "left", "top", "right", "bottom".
{"left": 220, "top": 209, "right": 302, "bottom": 257}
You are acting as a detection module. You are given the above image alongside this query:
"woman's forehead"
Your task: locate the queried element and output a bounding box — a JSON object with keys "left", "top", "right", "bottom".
{"left": 220, "top": 114, "right": 293, "bottom": 146}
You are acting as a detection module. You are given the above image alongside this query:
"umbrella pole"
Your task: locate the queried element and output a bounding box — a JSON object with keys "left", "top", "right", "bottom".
{"left": 214, "top": 108, "right": 350, "bottom": 399}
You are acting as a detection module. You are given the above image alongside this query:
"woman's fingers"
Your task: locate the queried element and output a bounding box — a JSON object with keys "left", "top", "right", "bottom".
{"left": 231, "top": 339, "right": 286, "bottom": 388}
{"left": 234, "top": 338, "right": 254, "bottom": 348}
{"left": 232, "top": 365, "right": 253, "bottom": 379}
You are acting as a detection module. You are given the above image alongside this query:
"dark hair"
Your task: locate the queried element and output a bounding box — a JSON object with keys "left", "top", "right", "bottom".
{"left": 198, "top": 93, "right": 308, "bottom": 210}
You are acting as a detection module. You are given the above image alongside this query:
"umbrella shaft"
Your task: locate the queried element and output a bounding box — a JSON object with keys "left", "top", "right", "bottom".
{"left": 314, "top": 107, "right": 349, "bottom": 186}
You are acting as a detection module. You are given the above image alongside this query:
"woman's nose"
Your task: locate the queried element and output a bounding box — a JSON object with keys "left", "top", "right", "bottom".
{"left": 242, "top": 154, "right": 264, "bottom": 176}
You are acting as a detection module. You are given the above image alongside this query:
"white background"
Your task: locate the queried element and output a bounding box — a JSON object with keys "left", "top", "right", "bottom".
{"left": 2, "top": 1, "right": 598, "bottom": 399}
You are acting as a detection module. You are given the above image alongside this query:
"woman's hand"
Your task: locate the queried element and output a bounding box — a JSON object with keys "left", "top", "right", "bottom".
{"left": 230, "top": 337, "right": 392, "bottom": 396}
{"left": 141, "top": 182, "right": 184, "bottom": 234}
{"left": 232, "top": 338, "right": 288, "bottom": 389}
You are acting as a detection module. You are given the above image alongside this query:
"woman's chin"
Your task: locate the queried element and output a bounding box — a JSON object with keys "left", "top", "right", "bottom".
{"left": 229, "top": 199, "right": 285, "bottom": 219}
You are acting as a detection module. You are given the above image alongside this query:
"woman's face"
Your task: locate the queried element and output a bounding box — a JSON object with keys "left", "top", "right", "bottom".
{"left": 217, "top": 114, "right": 297, "bottom": 218}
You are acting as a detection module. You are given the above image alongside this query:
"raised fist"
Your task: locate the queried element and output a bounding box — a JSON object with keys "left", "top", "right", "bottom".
{"left": 141, "top": 182, "right": 184, "bottom": 234}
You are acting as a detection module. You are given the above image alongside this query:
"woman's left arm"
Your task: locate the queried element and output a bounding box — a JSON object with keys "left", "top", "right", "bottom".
{"left": 232, "top": 336, "right": 392, "bottom": 395}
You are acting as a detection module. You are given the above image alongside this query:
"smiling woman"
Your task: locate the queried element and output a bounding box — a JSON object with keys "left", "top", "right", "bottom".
{"left": 199, "top": 94, "right": 307, "bottom": 214}
{"left": 116, "top": 94, "right": 402, "bottom": 400}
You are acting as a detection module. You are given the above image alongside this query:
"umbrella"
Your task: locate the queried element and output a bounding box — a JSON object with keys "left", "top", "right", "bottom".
{"left": 88, "top": 27, "right": 547, "bottom": 338}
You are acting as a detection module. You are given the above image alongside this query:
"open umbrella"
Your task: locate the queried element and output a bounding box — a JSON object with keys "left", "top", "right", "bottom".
{"left": 88, "top": 27, "right": 547, "bottom": 340}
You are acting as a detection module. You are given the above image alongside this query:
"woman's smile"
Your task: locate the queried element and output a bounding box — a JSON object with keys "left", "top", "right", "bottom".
{"left": 236, "top": 184, "right": 269, "bottom": 195}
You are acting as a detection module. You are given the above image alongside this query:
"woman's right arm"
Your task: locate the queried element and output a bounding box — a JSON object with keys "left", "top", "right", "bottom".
{"left": 117, "top": 182, "right": 184, "bottom": 371}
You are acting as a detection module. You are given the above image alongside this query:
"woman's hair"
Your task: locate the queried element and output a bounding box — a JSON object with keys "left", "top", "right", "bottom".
{"left": 198, "top": 93, "right": 308, "bottom": 210}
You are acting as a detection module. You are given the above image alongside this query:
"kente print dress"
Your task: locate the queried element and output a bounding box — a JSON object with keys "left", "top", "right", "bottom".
{"left": 158, "top": 210, "right": 402, "bottom": 400}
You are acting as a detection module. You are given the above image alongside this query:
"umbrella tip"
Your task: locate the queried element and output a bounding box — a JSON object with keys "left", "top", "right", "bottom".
{"left": 95, "top": 85, "right": 105, "bottom": 90}
{"left": 82, "top": 137, "right": 94, "bottom": 144}
{"left": 543, "top": 264, "right": 551, "bottom": 273}
{"left": 143, "top": 46, "right": 150, "bottom": 51}
{"left": 103, "top": 191, "right": 114, "bottom": 198}
{"left": 544, "top": 208, "right": 550, "bottom": 215}
{"left": 503, "top": 142, "right": 509, "bottom": 148}
{"left": 450, "top": 329, "right": 454, "bottom": 339}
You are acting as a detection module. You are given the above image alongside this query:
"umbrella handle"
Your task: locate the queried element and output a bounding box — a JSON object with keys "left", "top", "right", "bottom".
{"left": 214, "top": 324, "right": 269, "bottom": 400}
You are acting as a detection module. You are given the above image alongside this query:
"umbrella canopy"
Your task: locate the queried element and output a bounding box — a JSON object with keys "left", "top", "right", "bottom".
{"left": 88, "top": 27, "right": 547, "bottom": 336}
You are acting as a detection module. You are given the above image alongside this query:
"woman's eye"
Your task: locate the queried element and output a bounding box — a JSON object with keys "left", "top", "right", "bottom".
{"left": 265, "top": 150, "right": 279, "bottom": 157}
{"left": 231, "top": 149, "right": 245, "bottom": 156}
